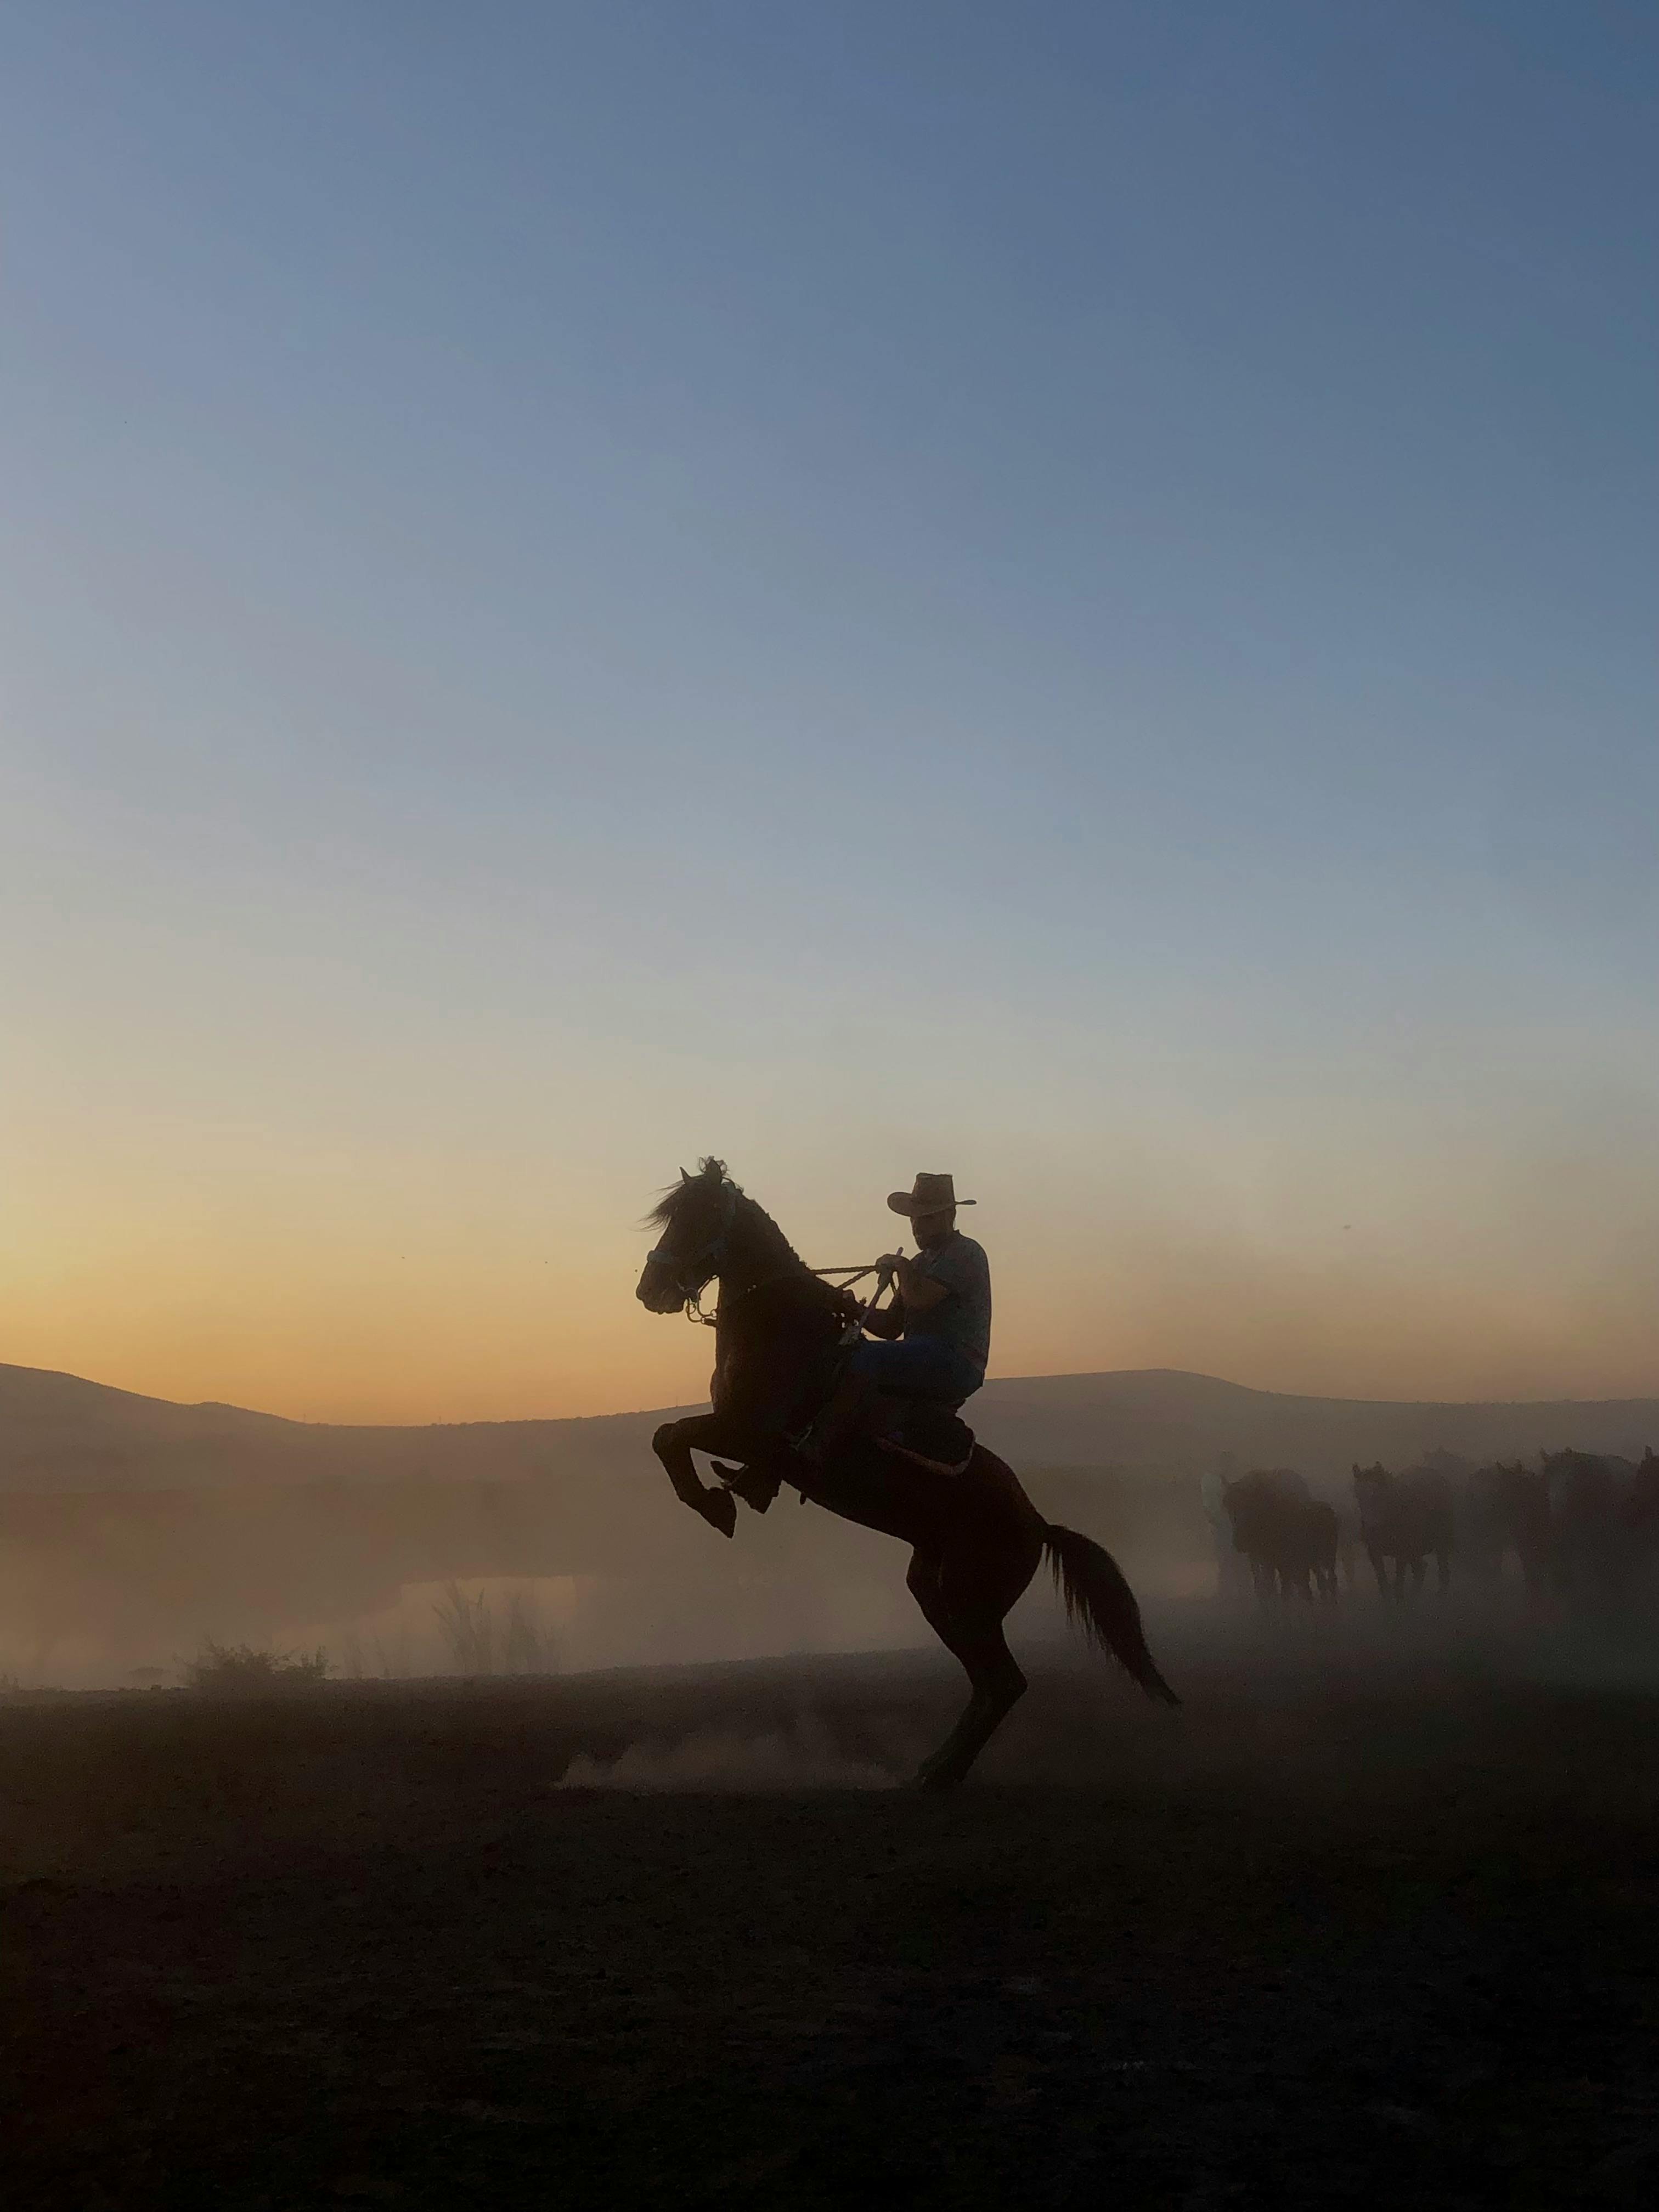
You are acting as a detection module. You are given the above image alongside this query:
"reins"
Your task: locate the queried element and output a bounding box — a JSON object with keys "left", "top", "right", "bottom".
{"left": 683, "top": 1260, "right": 895, "bottom": 1329}
{"left": 652, "top": 1175, "right": 898, "bottom": 1327}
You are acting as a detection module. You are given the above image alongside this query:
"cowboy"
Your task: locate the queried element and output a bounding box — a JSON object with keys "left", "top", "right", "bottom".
{"left": 859, "top": 1172, "right": 991, "bottom": 1406}
{"left": 801, "top": 1172, "right": 990, "bottom": 1463}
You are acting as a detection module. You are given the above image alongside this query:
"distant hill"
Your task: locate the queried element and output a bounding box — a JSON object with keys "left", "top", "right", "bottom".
{"left": 975, "top": 1369, "right": 1659, "bottom": 1479}
{"left": 4, "top": 1360, "right": 1658, "bottom": 1674}
{"left": 3, "top": 1359, "right": 1656, "bottom": 1497}
{"left": 0, "top": 1362, "right": 672, "bottom": 1496}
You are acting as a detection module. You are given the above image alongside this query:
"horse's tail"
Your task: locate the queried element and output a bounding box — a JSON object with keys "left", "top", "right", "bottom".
{"left": 1044, "top": 1525, "right": 1180, "bottom": 1706}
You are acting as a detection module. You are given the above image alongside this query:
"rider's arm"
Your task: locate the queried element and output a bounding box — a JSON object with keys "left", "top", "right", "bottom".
{"left": 861, "top": 1297, "right": 906, "bottom": 1340}
{"left": 891, "top": 1253, "right": 950, "bottom": 1311}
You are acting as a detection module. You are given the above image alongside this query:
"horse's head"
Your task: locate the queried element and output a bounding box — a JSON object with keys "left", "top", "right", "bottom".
{"left": 636, "top": 1158, "right": 738, "bottom": 1314}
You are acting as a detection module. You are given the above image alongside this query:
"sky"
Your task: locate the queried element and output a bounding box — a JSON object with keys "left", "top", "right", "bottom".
{"left": 3, "top": 2, "right": 1657, "bottom": 1423}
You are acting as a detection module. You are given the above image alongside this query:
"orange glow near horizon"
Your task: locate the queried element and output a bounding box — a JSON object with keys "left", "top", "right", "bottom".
{"left": 8, "top": 1116, "right": 1659, "bottom": 1424}
{"left": 7, "top": 851, "right": 1658, "bottom": 1427}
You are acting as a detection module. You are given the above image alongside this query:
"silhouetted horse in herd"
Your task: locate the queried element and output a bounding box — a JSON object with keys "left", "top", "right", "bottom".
{"left": 1538, "top": 1447, "right": 1649, "bottom": 1606}
{"left": 1351, "top": 1463, "right": 1453, "bottom": 1601}
{"left": 1222, "top": 1469, "right": 1339, "bottom": 1604}
{"left": 1464, "top": 1461, "right": 1553, "bottom": 1604}
{"left": 635, "top": 1159, "right": 1177, "bottom": 1788}
{"left": 1631, "top": 1447, "right": 1659, "bottom": 1545}
{"left": 1455, "top": 1453, "right": 1659, "bottom": 1610}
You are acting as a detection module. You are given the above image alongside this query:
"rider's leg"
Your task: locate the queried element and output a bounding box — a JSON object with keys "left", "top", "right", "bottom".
{"left": 797, "top": 1355, "right": 881, "bottom": 1468}
{"left": 890, "top": 1350, "right": 985, "bottom": 1460}
{"left": 806, "top": 1340, "right": 983, "bottom": 1466}
{"left": 799, "top": 1335, "right": 955, "bottom": 1465}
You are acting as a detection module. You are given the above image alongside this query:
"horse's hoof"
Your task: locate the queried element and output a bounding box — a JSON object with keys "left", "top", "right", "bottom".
{"left": 914, "top": 1763, "right": 963, "bottom": 1793}
{"left": 911, "top": 1747, "right": 963, "bottom": 1791}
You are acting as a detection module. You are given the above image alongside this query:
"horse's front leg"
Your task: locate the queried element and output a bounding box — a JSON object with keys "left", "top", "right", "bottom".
{"left": 652, "top": 1414, "right": 738, "bottom": 1539}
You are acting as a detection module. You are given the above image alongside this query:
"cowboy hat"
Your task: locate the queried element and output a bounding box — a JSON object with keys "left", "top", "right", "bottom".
{"left": 887, "top": 1171, "right": 975, "bottom": 1218}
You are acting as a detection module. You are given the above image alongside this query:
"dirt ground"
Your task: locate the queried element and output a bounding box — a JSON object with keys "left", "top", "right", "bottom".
{"left": 4, "top": 1611, "right": 1659, "bottom": 2209}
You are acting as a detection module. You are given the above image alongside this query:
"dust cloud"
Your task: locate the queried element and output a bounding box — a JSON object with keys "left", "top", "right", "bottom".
{"left": 556, "top": 1713, "right": 902, "bottom": 1792}
{"left": 3, "top": 1363, "right": 1658, "bottom": 1697}
{"left": 4, "top": 1470, "right": 1656, "bottom": 1720}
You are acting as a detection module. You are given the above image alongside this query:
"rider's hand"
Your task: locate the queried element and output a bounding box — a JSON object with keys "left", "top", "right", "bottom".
{"left": 877, "top": 1252, "right": 904, "bottom": 1274}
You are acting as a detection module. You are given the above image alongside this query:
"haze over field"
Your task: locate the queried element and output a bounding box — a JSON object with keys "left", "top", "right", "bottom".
{"left": 3, "top": 3, "right": 1657, "bottom": 1427}
{"left": 4, "top": 1356, "right": 1658, "bottom": 1688}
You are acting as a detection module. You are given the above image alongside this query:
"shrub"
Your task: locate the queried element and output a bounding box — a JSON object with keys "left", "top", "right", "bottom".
{"left": 501, "top": 1585, "right": 557, "bottom": 1674}
{"left": 432, "top": 1582, "right": 494, "bottom": 1673}
{"left": 431, "top": 1582, "right": 558, "bottom": 1677}
{"left": 182, "top": 1641, "right": 330, "bottom": 1692}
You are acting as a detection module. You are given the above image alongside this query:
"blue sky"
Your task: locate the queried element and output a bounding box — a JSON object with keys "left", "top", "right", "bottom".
{"left": 3, "top": 3, "right": 1657, "bottom": 1417}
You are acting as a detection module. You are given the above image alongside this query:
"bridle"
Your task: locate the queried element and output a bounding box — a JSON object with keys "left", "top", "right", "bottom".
{"left": 645, "top": 1181, "right": 896, "bottom": 1329}
{"left": 644, "top": 1177, "right": 740, "bottom": 1321}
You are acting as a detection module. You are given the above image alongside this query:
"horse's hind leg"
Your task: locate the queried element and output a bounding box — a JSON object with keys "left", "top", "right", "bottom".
{"left": 907, "top": 1535, "right": 1040, "bottom": 1792}
{"left": 914, "top": 1617, "right": 1026, "bottom": 1793}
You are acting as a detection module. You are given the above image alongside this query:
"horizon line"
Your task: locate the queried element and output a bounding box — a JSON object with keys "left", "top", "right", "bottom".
{"left": 5, "top": 1357, "right": 1659, "bottom": 1431}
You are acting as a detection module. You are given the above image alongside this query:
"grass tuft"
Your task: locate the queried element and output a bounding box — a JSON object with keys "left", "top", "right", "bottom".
{"left": 181, "top": 1641, "right": 330, "bottom": 1692}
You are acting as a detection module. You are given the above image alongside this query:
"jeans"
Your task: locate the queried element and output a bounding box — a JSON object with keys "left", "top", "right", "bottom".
{"left": 849, "top": 1335, "right": 984, "bottom": 1407}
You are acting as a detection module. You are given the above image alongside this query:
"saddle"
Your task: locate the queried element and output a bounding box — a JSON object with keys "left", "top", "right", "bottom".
{"left": 875, "top": 1398, "right": 977, "bottom": 1475}
{"left": 716, "top": 1395, "right": 978, "bottom": 1511}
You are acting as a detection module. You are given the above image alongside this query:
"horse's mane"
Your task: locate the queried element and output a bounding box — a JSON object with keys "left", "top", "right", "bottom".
{"left": 644, "top": 1157, "right": 730, "bottom": 1229}
{"left": 643, "top": 1159, "right": 809, "bottom": 1277}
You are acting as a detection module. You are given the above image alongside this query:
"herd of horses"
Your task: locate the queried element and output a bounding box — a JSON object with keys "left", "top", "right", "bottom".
{"left": 1220, "top": 1448, "right": 1659, "bottom": 1610}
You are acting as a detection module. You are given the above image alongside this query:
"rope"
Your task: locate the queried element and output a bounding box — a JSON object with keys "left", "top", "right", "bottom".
{"left": 686, "top": 1257, "right": 895, "bottom": 1327}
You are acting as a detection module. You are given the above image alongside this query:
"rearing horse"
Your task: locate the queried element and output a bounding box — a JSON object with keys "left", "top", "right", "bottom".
{"left": 636, "top": 1158, "right": 1177, "bottom": 1790}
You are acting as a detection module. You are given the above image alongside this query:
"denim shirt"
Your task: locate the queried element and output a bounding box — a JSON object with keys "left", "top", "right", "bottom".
{"left": 904, "top": 1232, "right": 992, "bottom": 1380}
